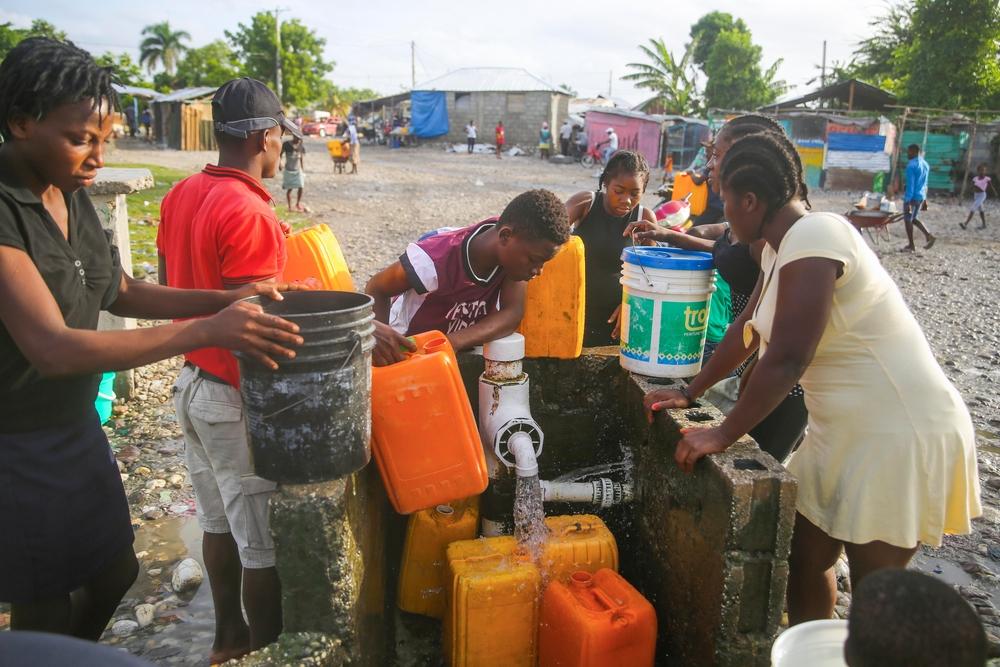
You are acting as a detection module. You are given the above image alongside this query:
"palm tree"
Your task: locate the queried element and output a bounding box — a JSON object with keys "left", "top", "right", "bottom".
{"left": 622, "top": 38, "right": 702, "bottom": 116}
{"left": 139, "top": 22, "right": 191, "bottom": 75}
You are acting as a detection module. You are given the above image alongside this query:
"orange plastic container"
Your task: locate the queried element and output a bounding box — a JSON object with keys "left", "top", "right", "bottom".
{"left": 398, "top": 497, "right": 480, "bottom": 618}
{"left": 540, "top": 515, "right": 619, "bottom": 583}
{"left": 671, "top": 171, "right": 709, "bottom": 216}
{"left": 517, "top": 236, "right": 585, "bottom": 359}
{"left": 283, "top": 224, "right": 354, "bottom": 291}
{"left": 444, "top": 536, "right": 541, "bottom": 667}
{"left": 371, "top": 332, "right": 488, "bottom": 514}
{"left": 539, "top": 569, "right": 657, "bottom": 667}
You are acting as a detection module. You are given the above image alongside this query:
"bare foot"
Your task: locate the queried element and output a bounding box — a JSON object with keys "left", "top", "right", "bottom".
{"left": 210, "top": 625, "right": 250, "bottom": 665}
{"left": 924, "top": 235, "right": 936, "bottom": 250}
{"left": 900, "top": 245, "right": 915, "bottom": 253}
{"left": 210, "top": 644, "right": 251, "bottom": 666}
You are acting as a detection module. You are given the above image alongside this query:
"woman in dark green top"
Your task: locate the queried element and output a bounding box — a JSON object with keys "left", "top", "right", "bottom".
{"left": 0, "top": 38, "right": 303, "bottom": 640}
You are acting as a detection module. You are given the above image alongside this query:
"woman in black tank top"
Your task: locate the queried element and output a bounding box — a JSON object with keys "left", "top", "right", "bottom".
{"left": 565, "top": 151, "right": 659, "bottom": 346}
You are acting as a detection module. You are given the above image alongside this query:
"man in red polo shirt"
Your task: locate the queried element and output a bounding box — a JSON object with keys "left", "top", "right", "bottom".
{"left": 156, "top": 78, "right": 297, "bottom": 663}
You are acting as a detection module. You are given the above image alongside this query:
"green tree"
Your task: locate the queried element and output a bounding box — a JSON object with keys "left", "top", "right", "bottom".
{"left": 320, "top": 85, "right": 379, "bottom": 116}
{"left": 174, "top": 40, "right": 240, "bottom": 88}
{"left": 226, "top": 12, "right": 334, "bottom": 107}
{"left": 139, "top": 21, "right": 191, "bottom": 75}
{"left": 851, "top": 1, "right": 914, "bottom": 93}
{"left": 94, "top": 52, "right": 144, "bottom": 86}
{"left": 898, "top": 0, "right": 1000, "bottom": 108}
{"left": 0, "top": 18, "right": 67, "bottom": 59}
{"left": 689, "top": 12, "right": 748, "bottom": 68}
{"left": 622, "top": 38, "right": 702, "bottom": 115}
{"left": 702, "top": 28, "right": 785, "bottom": 110}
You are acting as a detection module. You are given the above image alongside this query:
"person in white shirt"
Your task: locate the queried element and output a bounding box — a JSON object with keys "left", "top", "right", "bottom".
{"left": 602, "top": 127, "right": 619, "bottom": 164}
{"left": 465, "top": 121, "right": 477, "bottom": 154}
{"left": 559, "top": 119, "right": 573, "bottom": 155}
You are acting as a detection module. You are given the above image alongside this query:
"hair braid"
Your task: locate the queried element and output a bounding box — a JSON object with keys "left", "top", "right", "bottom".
{"left": 0, "top": 37, "right": 119, "bottom": 141}
{"left": 717, "top": 114, "right": 812, "bottom": 210}
{"left": 598, "top": 150, "right": 650, "bottom": 191}
{"left": 719, "top": 133, "right": 802, "bottom": 219}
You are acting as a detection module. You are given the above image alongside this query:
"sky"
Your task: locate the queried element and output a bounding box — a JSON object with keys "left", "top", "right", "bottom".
{"left": 3, "top": 1, "right": 892, "bottom": 106}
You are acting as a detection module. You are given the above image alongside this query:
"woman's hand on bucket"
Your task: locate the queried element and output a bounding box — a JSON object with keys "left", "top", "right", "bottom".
{"left": 675, "top": 427, "right": 730, "bottom": 474}
{"left": 623, "top": 220, "right": 669, "bottom": 245}
{"left": 372, "top": 321, "right": 416, "bottom": 366}
{"left": 203, "top": 300, "right": 303, "bottom": 370}
{"left": 643, "top": 388, "right": 691, "bottom": 423}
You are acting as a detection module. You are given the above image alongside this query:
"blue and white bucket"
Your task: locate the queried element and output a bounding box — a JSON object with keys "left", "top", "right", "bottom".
{"left": 619, "top": 247, "right": 716, "bottom": 378}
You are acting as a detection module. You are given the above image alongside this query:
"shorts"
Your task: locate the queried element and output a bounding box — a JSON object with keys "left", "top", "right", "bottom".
{"left": 903, "top": 199, "right": 924, "bottom": 223}
{"left": 970, "top": 191, "right": 987, "bottom": 212}
{"left": 173, "top": 364, "right": 276, "bottom": 569}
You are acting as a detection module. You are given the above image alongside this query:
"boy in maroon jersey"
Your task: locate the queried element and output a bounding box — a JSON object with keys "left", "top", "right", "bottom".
{"left": 366, "top": 189, "right": 569, "bottom": 352}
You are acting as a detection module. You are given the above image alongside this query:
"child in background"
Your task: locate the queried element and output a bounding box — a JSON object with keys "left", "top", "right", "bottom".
{"left": 365, "top": 189, "right": 569, "bottom": 353}
{"left": 902, "top": 143, "right": 935, "bottom": 251}
{"left": 961, "top": 163, "right": 997, "bottom": 230}
{"left": 495, "top": 120, "right": 505, "bottom": 159}
{"left": 564, "top": 150, "right": 659, "bottom": 347}
{"left": 539, "top": 122, "right": 552, "bottom": 160}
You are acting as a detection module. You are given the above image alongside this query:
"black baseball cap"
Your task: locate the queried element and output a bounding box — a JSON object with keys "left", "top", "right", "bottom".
{"left": 212, "top": 77, "right": 302, "bottom": 140}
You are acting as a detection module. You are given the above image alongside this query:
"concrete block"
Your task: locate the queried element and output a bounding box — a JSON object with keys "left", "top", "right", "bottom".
{"left": 227, "top": 632, "right": 349, "bottom": 666}
{"left": 623, "top": 372, "right": 796, "bottom": 666}
{"left": 269, "top": 464, "right": 392, "bottom": 666}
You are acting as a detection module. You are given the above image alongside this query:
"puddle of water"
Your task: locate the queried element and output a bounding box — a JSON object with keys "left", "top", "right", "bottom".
{"left": 911, "top": 553, "right": 1000, "bottom": 607}
{"left": 112, "top": 516, "right": 216, "bottom": 664}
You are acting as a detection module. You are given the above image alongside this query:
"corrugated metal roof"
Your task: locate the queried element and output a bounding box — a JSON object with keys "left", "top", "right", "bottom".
{"left": 414, "top": 68, "right": 565, "bottom": 93}
{"left": 154, "top": 86, "right": 217, "bottom": 103}
{"left": 112, "top": 84, "right": 161, "bottom": 98}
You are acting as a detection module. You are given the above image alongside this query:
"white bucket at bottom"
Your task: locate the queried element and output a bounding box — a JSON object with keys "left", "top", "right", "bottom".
{"left": 619, "top": 262, "right": 715, "bottom": 378}
{"left": 771, "top": 619, "right": 848, "bottom": 667}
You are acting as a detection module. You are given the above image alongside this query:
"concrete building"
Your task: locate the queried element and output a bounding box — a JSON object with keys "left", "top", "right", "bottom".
{"left": 413, "top": 67, "right": 571, "bottom": 147}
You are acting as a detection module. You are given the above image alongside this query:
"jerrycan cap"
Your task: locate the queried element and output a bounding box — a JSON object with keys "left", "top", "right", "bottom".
{"left": 570, "top": 571, "right": 594, "bottom": 588}
{"left": 483, "top": 333, "right": 524, "bottom": 362}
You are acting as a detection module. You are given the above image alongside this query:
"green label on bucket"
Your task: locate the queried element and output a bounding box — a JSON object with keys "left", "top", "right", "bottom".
{"left": 657, "top": 300, "right": 709, "bottom": 365}
{"left": 621, "top": 293, "right": 654, "bottom": 362}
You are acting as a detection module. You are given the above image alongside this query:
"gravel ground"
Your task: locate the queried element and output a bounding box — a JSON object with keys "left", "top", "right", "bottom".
{"left": 62, "top": 139, "right": 1000, "bottom": 661}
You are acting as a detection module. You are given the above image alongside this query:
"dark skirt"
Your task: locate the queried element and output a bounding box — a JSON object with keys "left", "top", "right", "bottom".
{"left": 0, "top": 413, "right": 133, "bottom": 603}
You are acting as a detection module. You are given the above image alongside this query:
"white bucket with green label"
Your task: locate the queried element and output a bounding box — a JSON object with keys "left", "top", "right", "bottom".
{"left": 619, "top": 247, "right": 716, "bottom": 378}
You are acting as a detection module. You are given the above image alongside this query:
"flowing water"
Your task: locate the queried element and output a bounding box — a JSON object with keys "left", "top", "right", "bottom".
{"left": 513, "top": 474, "right": 548, "bottom": 562}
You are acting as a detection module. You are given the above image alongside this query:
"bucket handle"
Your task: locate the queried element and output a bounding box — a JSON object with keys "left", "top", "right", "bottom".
{"left": 259, "top": 332, "right": 363, "bottom": 420}
{"left": 629, "top": 230, "right": 654, "bottom": 288}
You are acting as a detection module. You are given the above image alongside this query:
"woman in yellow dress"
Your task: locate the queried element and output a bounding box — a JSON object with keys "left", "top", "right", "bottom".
{"left": 643, "top": 132, "right": 981, "bottom": 624}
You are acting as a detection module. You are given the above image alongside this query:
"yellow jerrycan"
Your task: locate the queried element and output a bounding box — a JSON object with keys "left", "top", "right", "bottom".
{"left": 397, "top": 497, "right": 480, "bottom": 618}
{"left": 540, "top": 514, "right": 619, "bottom": 583}
{"left": 517, "top": 236, "right": 585, "bottom": 359}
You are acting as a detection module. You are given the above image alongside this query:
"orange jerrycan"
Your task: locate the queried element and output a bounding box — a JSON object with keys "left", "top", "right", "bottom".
{"left": 671, "top": 171, "right": 708, "bottom": 216}
{"left": 371, "top": 332, "right": 488, "bottom": 514}
{"left": 283, "top": 224, "right": 354, "bottom": 291}
{"left": 541, "top": 515, "right": 619, "bottom": 583}
{"left": 539, "top": 569, "right": 657, "bottom": 667}
{"left": 444, "top": 536, "right": 541, "bottom": 667}
{"left": 517, "top": 236, "right": 585, "bottom": 359}
{"left": 398, "top": 497, "right": 480, "bottom": 618}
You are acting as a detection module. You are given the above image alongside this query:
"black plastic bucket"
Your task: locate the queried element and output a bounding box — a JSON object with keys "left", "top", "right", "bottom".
{"left": 236, "top": 291, "right": 375, "bottom": 483}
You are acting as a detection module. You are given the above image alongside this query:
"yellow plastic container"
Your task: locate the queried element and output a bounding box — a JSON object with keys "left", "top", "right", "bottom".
{"left": 517, "top": 236, "right": 585, "bottom": 359}
{"left": 283, "top": 224, "right": 354, "bottom": 291}
{"left": 444, "top": 537, "right": 541, "bottom": 667}
{"left": 541, "top": 515, "right": 619, "bottom": 583}
{"left": 672, "top": 172, "right": 709, "bottom": 216}
{"left": 398, "top": 497, "right": 480, "bottom": 619}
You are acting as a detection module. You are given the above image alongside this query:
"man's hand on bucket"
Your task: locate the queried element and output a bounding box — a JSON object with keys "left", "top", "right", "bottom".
{"left": 231, "top": 279, "right": 318, "bottom": 303}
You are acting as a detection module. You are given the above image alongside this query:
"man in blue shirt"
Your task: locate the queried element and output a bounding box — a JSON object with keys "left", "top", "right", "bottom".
{"left": 903, "top": 143, "right": 936, "bottom": 251}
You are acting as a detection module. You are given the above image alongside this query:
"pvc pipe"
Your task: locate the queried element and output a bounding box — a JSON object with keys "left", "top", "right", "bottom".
{"left": 508, "top": 431, "right": 538, "bottom": 478}
{"left": 540, "top": 479, "right": 635, "bottom": 508}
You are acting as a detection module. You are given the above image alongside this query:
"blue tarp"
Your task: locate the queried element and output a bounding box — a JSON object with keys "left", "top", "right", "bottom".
{"left": 411, "top": 91, "right": 449, "bottom": 138}
{"left": 827, "top": 132, "right": 886, "bottom": 152}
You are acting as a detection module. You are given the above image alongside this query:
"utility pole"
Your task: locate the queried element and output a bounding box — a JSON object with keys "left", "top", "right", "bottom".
{"left": 411, "top": 41, "right": 416, "bottom": 89}
{"left": 275, "top": 7, "right": 288, "bottom": 103}
{"left": 608, "top": 70, "right": 612, "bottom": 98}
